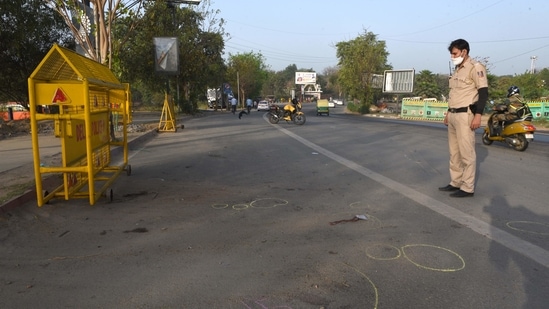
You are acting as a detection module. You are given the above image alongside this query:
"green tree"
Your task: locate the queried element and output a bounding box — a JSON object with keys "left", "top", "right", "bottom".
{"left": 435, "top": 74, "right": 450, "bottom": 101}
{"left": 539, "top": 68, "right": 549, "bottom": 95}
{"left": 47, "top": 0, "right": 131, "bottom": 65}
{"left": 113, "top": 1, "right": 171, "bottom": 88}
{"left": 226, "top": 52, "right": 268, "bottom": 107}
{"left": 0, "top": 0, "right": 74, "bottom": 106}
{"left": 261, "top": 70, "right": 277, "bottom": 99}
{"left": 322, "top": 66, "right": 341, "bottom": 100}
{"left": 490, "top": 75, "right": 512, "bottom": 103}
{"left": 509, "top": 73, "right": 545, "bottom": 100}
{"left": 414, "top": 70, "right": 442, "bottom": 99}
{"left": 279, "top": 64, "right": 299, "bottom": 100}
{"left": 260, "top": 65, "right": 300, "bottom": 102}
{"left": 113, "top": 0, "right": 226, "bottom": 113}
{"left": 336, "top": 31, "right": 391, "bottom": 113}
{"left": 489, "top": 73, "right": 545, "bottom": 103}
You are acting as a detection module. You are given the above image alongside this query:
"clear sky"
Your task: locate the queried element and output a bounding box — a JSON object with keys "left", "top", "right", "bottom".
{"left": 208, "top": 0, "right": 549, "bottom": 76}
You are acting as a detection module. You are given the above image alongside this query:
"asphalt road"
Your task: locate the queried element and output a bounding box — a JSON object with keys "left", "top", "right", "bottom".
{"left": 1, "top": 104, "right": 549, "bottom": 308}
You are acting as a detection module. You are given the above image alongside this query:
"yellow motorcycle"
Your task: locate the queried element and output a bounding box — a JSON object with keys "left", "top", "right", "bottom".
{"left": 482, "top": 103, "right": 536, "bottom": 151}
{"left": 268, "top": 100, "right": 306, "bottom": 125}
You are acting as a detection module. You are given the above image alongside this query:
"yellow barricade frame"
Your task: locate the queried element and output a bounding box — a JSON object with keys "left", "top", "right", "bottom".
{"left": 28, "top": 44, "right": 131, "bottom": 206}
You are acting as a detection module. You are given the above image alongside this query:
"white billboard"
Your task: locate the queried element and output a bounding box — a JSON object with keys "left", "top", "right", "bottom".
{"left": 383, "top": 69, "right": 415, "bottom": 93}
{"left": 295, "top": 72, "right": 316, "bottom": 85}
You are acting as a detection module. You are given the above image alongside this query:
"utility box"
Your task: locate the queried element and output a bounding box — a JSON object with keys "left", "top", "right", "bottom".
{"left": 28, "top": 44, "right": 132, "bottom": 206}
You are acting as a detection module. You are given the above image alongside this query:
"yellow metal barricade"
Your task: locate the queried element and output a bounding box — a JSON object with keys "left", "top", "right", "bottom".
{"left": 27, "top": 44, "right": 131, "bottom": 206}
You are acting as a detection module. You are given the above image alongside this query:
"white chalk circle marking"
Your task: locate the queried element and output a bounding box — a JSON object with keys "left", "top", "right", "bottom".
{"left": 349, "top": 201, "right": 370, "bottom": 209}
{"left": 232, "top": 204, "right": 249, "bottom": 210}
{"left": 506, "top": 221, "right": 549, "bottom": 235}
{"left": 212, "top": 204, "right": 229, "bottom": 209}
{"left": 250, "top": 198, "right": 288, "bottom": 208}
{"left": 401, "top": 244, "right": 465, "bottom": 272}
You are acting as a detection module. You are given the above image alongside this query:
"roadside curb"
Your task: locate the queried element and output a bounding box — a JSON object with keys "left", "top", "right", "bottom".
{"left": 0, "top": 128, "right": 158, "bottom": 213}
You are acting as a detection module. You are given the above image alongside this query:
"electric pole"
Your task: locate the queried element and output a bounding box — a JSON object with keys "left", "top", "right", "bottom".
{"left": 530, "top": 56, "right": 538, "bottom": 74}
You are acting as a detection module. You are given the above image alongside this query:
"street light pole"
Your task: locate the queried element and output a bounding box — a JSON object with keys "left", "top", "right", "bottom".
{"left": 530, "top": 56, "right": 538, "bottom": 74}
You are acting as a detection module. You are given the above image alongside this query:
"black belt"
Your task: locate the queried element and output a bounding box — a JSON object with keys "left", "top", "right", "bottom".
{"left": 447, "top": 106, "right": 469, "bottom": 113}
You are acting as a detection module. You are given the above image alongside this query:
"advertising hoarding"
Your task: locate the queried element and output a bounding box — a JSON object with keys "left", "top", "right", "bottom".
{"left": 295, "top": 72, "right": 317, "bottom": 85}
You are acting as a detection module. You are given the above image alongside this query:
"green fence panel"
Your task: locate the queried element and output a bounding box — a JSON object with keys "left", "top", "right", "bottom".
{"left": 401, "top": 100, "right": 428, "bottom": 120}
{"left": 401, "top": 100, "right": 549, "bottom": 121}
{"left": 527, "top": 101, "right": 549, "bottom": 120}
{"left": 425, "top": 101, "right": 447, "bottom": 121}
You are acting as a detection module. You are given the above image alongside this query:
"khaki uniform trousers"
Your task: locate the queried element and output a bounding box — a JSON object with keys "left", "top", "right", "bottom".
{"left": 447, "top": 111, "right": 476, "bottom": 193}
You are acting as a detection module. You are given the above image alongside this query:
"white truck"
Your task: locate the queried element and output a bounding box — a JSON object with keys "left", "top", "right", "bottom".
{"left": 207, "top": 88, "right": 221, "bottom": 109}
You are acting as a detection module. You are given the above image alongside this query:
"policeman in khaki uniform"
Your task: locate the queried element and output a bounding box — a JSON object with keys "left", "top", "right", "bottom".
{"left": 439, "top": 39, "right": 488, "bottom": 198}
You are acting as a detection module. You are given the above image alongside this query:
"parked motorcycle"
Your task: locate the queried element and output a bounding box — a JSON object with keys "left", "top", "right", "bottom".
{"left": 482, "top": 102, "right": 536, "bottom": 151}
{"left": 268, "top": 100, "right": 306, "bottom": 125}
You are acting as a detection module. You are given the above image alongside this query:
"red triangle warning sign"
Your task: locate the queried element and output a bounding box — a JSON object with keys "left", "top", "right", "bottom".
{"left": 52, "top": 88, "right": 71, "bottom": 104}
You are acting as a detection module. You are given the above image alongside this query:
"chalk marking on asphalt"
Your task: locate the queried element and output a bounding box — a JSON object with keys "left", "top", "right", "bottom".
{"left": 250, "top": 197, "right": 288, "bottom": 208}
{"left": 401, "top": 244, "right": 465, "bottom": 272}
{"left": 212, "top": 204, "right": 229, "bottom": 209}
{"left": 211, "top": 198, "right": 289, "bottom": 211}
{"left": 342, "top": 262, "right": 379, "bottom": 309}
{"left": 349, "top": 201, "right": 371, "bottom": 209}
{"left": 365, "top": 243, "right": 466, "bottom": 272}
{"left": 268, "top": 119, "right": 549, "bottom": 269}
{"left": 232, "top": 204, "right": 249, "bottom": 211}
{"left": 506, "top": 221, "right": 549, "bottom": 235}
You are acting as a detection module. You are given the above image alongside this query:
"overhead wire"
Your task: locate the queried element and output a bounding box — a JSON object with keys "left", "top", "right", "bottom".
{"left": 384, "top": 0, "right": 505, "bottom": 38}
{"left": 221, "top": 0, "right": 547, "bottom": 71}
{"left": 224, "top": 32, "right": 338, "bottom": 68}
{"left": 227, "top": 36, "right": 334, "bottom": 60}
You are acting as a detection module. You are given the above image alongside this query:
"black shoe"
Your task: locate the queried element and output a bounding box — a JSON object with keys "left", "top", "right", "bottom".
{"left": 438, "top": 184, "right": 460, "bottom": 192}
{"left": 449, "top": 190, "right": 474, "bottom": 198}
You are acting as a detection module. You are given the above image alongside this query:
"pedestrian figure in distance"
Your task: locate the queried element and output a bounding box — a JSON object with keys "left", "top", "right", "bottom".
{"left": 230, "top": 96, "right": 237, "bottom": 114}
{"left": 246, "top": 98, "right": 253, "bottom": 114}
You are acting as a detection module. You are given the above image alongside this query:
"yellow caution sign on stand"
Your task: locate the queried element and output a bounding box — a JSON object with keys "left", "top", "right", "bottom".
{"left": 158, "top": 92, "right": 177, "bottom": 132}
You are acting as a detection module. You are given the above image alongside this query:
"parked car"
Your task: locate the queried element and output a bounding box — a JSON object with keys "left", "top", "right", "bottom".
{"left": 257, "top": 100, "right": 270, "bottom": 111}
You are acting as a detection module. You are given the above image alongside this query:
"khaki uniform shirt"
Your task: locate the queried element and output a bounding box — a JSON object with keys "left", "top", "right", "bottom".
{"left": 448, "top": 58, "right": 488, "bottom": 109}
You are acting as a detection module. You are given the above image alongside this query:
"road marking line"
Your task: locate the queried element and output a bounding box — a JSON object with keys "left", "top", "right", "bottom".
{"left": 269, "top": 119, "right": 549, "bottom": 269}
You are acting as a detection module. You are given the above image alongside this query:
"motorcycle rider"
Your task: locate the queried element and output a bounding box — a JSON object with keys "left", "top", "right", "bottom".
{"left": 283, "top": 98, "right": 299, "bottom": 121}
{"left": 491, "top": 86, "right": 529, "bottom": 136}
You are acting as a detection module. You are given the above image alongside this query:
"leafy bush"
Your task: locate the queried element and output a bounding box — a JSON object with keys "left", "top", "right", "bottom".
{"left": 345, "top": 102, "right": 371, "bottom": 114}
{"left": 359, "top": 104, "right": 370, "bottom": 114}
{"left": 346, "top": 102, "right": 358, "bottom": 112}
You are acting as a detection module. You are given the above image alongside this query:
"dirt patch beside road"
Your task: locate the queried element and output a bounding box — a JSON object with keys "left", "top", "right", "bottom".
{"left": 0, "top": 118, "right": 53, "bottom": 139}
